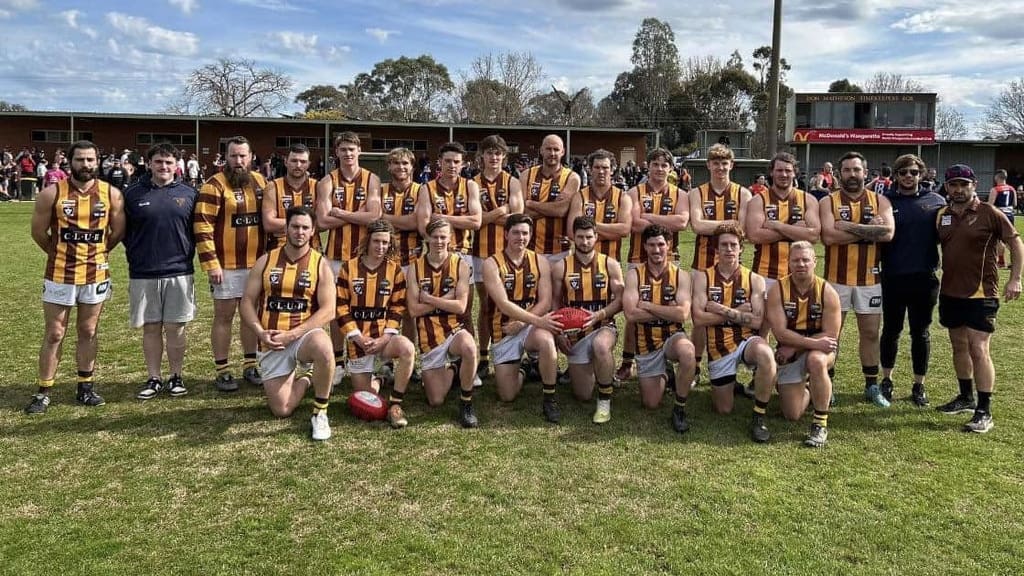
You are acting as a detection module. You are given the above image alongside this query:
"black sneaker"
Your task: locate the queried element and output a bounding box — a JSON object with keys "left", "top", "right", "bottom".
{"left": 542, "top": 398, "right": 561, "bottom": 424}
{"left": 804, "top": 423, "right": 828, "bottom": 448}
{"left": 136, "top": 377, "right": 163, "bottom": 400}
{"left": 962, "top": 410, "right": 994, "bottom": 434}
{"left": 880, "top": 377, "right": 894, "bottom": 402}
{"left": 242, "top": 366, "right": 262, "bottom": 386}
{"left": 166, "top": 374, "right": 188, "bottom": 397}
{"left": 476, "top": 359, "right": 490, "bottom": 381}
{"left": 459, "top": 402, "right": 479, "bottom": 428}
{"left": 671, "top": 405, "right": 690, "bottom": 434}
{"left": 910, "top": 384, "right": 929, "bottom": 407}
{"left": 24, "top": 393, "right": 50, "bottom": 415}
{"left": 734, "top": 381, "right": 755, "bottom": 399}
{"left": 936, "top": 395, "right": 976, "bottom": 415}
{"left": 751, "top": 413, "right": 770, "bottom": 443}
{"left": 215, "top": 373, "right": 239, "bottom": 393}
{"left": 76, "top": 384, "right": 105, "bottom": 407}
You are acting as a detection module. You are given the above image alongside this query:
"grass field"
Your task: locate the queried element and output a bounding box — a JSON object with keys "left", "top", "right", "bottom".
{"left": 1, "top": 200, "right": 1023, "bottom": 575}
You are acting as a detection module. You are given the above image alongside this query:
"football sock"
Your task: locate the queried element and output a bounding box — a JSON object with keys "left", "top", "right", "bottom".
{"left": 813, "top": 410, "right": 829, "bottom": 428}
{"left": 37, "top": 378, "right": 54, "bottom": 394}
{"left": 597, "top": 380, "right": 613, "bottom": 401}
{"left": 753, "top": 399, "right": 768, "bottom": 416}
{"left": 958, "top": 378, "right": 974, "bottom": 400}
{"left": 389, "top": 389, "right": 405, "bottom": 407}
{"left": 863, "top": 365, "right": 878, "bottom": 390}
{"left": 215, "top": 358, "right": 230, "bottom": 376}
{"left": 977, "top": 391, "right": 992, "bottom": 413}
{"left": 312, "top": 397, "right": 329, "bottom": 415}
{"left": 77, "top": 370, "right": 94, "bottom": 389}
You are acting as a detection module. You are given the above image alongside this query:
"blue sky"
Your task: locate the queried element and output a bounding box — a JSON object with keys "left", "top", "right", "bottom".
{"left": 1, "top": 0, "right": 1022, "bottom": 134}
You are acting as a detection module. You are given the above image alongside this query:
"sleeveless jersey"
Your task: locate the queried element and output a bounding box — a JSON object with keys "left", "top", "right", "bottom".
{"left": 412, "top": 252, "right": 464, "bottom": 352}
{"left": 490, "top": 249, "right": 542, "bottom": 341}
{"left": 381, "top": 181, "right": 421, "bottom": 265}
{"left": 325, "top": 168, "right": 372, "bottom": 262}
{"left": 692, "top": 182, "right": 742, "bottom": 270}
{"left": 752, "top": 188, "right": 808, "bottom": 279}
{"left": 635, "top": 262, "right": 685, "bottom": 355}
{"left": 779, "top": 274, "right": 827, "bottom": 336}
{"left": 704, "top": 265, "right": 755, "bottom": 360}
{"left": 825, "top": 190, "right": 881, "bottom": 286}
{"left": 562, "top": 251, "right": 615, "bottom": 338}
{"left": 336, "top": 257, "right": 407, "bottom": 359}
{"left": 472, "top": 171, "right": 513, "bottom": 258}
{"left": 579, "top": 185, "right": 625, "bottom": 259}
{"left": 266, "top": 176, "right": 319, "bottom": 251}
{"left": 45, "top": 179, "right": 113, "bottom": 285}
{"left": 629, "top": 182, "right": 682, "bottom": 263}
{"left": 992, "top": 184, "right": 1016, "bottom": 213}
{"left": 524, "top": 165, "right": 573, "bottom": 254}
{"left": 195, "top": 171, "right": 266, "bottom": 271}
{"left": 426, "top": 177, "right": 473, "bottom": 254}
{"left": 258, "top": 246, "right": 324, "bottom": 348}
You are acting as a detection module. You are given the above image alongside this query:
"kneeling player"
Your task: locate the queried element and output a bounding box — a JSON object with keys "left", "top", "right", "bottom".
{"left": 623, "top": 224, "right": 697, "bottom": 433}
{"left": 336, "top": 219, "right": 416, "bottom": 428}
{"left": 551, "top": 216, "right": 624, "bottom": 423}
{"left": 406, "top": 217, "right": 479, "bottom": 427}
{"left": 691, "top": 224, "right": 777, "bottom": 442}
{"left": 765, "top": 241, "right": 841, "bottom": 447}
{"left": 482, "top": 214, "right": 565, "bottom": 423}
{"left": 240, "top": 206, "right": 336, "bottom": 440}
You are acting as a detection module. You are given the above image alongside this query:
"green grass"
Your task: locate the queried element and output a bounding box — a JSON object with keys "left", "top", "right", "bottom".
{"left": 2, "top": 201, "right": 1024, "bottom": 575}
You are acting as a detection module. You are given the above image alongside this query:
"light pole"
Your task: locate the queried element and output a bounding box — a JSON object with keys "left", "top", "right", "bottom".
{"left": 766, "top": 0, "right": 782, "bottom": 156}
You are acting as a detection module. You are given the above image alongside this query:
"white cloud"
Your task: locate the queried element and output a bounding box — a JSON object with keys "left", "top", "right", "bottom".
{"left": 0, "top": 9, "right": 11, "bottom": 18}
{"left": 168, "top": 0, "right": 198, "bottom": 15}
{"left": 365, "top": 27, "right": 398, "bottom": 43}
{"left": 230, "top": 0, "right": 308, "bottom": 12}
{"left": 270, "top": 31, "right": 318, "bottom": 54}
{"left": 59, "top": 9, "right": 98, "bottom": 39}
{"left": 0, "top": 0, "right": 39, "bottom": 10}
{"left": 324, "top": 45, "right": 352, "bottom": 63}
{"left": 106, "top": 12, "right": 199, "bottom": 56}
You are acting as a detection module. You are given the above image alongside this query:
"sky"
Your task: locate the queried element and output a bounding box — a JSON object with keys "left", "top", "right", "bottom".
{"left": 1, "top": 0, "right": 1023, "bottom": 134}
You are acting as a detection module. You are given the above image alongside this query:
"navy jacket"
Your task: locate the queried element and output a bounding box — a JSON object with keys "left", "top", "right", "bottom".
{"left": 123, "top": 175, "right": 198, "bottom": 279}
{"left": 880, "top": 188, "right": 946, "bottom": 277}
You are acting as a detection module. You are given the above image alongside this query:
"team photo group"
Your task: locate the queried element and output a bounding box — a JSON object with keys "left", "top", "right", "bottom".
{"left": 25, "top": 130, "right": 1022, "bottom": 447}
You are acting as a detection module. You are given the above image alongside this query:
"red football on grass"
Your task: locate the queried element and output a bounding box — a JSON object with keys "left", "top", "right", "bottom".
{"left": 553, "top": 307, "right": 590, "bottom": 331}
{"left": 348, "top": 390, "right": 388, "bottom": 421}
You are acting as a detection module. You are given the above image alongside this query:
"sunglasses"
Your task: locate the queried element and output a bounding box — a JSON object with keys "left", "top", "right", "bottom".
{"left": 897, "top": 169, "right": 921, "bottom": 177}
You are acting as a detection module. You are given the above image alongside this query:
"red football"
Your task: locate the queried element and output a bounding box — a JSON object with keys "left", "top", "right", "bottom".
{"left": 348, "top": 390, "right": 388, "bottom": 421}
{"left": 553, "top": 307, "right": 591, "bottom": 331}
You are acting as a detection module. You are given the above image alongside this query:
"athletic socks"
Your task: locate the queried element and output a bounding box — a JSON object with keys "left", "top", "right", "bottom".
{"left": 242, "top": 353, "right": 257, "bottom": 371}
{"left": 312, "top": 397, "right": 329, "bottom": 415}
{"left": 674, "top": 394, "right": 687, "bottom": 410}
{"left": 863, "top": 365, "right": 879, "bottom": 390}
{"left": 813, "top": 410, "right": 829, "bottom": 428}
{"left": 958, "top": 378, "right": 974, "bottom": 400}
{"left": 460, "top": 387, "right": 474, "bottom": 404}
{"left": 215, "top": 358, "right": 230, "bottom": 376}
{"left": 978, "top": 391, "right": 992, "bottom": 414}
{"left": 389, "top": 389, "right": 405, "bottom": 407}
{"left": 77, "top": 369, "right": 94, "bottom": 390}
{"left": 37, "top": 378, "right": 54, "bottom": 394}
{"left": 753, "top": 399, "right": 768, "bottom": 416}
{"left": 597, "top": 380, "right": 614, "bottom": 401}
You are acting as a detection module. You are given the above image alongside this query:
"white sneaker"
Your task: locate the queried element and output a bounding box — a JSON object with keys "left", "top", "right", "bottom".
{"left": 311, "top": 412, "right": 331, "bottom": 441}
{"left": 593, "top": 399, "right": 612, "bottom": 424}
{"left": 473, "top": 375, "right": 483, "bottom": 388}
{"left": 331, "top": 364, "right": 346, "bottom": 388}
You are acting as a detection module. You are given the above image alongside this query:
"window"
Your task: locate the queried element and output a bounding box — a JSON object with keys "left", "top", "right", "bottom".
{"left": 137, "top": 133, "right": 197, "bottom": 146}
{"left": 275, "top": 136, "right": 325, "bottom": 149}
{"left": 812, "top": 102, "right": 832, "bottom": 128}
{"left": 31, "top": 130, "right": 93, "bottom": 143}
{"left": 369, "top": 138, "right": 428, "bottom": 152}
{"left": 795, "top": 103, "right": 811, "bottom": 128}
{"left": 875, "top": 102, "right": 919, "bottom": 128}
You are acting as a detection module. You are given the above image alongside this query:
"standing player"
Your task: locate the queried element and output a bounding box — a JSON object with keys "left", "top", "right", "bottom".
{"left": 481, "top": 214, "right": 565, "bottom": 422}
{"left": 379, "top": 147, "right": 423, "bottom": 347}
{"left": 239, "top": 206, "right": 336, "bottom": 440}
{"left": 262, "top": 144, "right": 319, "bottom": 252}
{"left": 620, "top": 147, "right": 689, "bottom": 382}
{"left": 336, "top": 219, "right": 416, "bottom": 428}
{"left": 406, "top": 218, "right": 479, "bottom": 427}
{"left": 935, "top": 164, "right": 1022, "bottom": 433}
{"left": 25, "top": 140, "right": 125, "bottom": 414}
{"left": 316, "top": 132, "right": 382, "bottom": 385}
{"left": 987, "top": 169, "right": 1016, "bottom": 268}
{"left": 566, "top": 149, "right": 632, "bottom": 262}
{"left": 471, "top": 135, "right": 523, "bottom": 380}
{"left": 551, "top": 216, "right": 624, "bottom": 423}
{"left": 124, "top": 143, "right": 197, "bottom": 400}
{"left": 194, "top": 136, "right": 267, "bottom": 392}
{"left": 819, "top": 151, "right": 895, "bottom": 408}
{"left": 623, "top": 224, "right": 697, "bottom": 433}
{"left": 685, "top": 143, "right": 753, "bottom": 388}
{"left": 522, "top": 134, "right": 581, "bottom": 261}
{"left": 765, "top": 241, "right": 841, "bottom": 447}
{"left": 691, "top": 224, "right": 777, "bottom": 442}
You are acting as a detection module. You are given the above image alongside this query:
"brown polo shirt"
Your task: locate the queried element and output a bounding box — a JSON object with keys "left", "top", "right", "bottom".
{"left": 937, "top": 197, "right": 1018, "bottom": 298}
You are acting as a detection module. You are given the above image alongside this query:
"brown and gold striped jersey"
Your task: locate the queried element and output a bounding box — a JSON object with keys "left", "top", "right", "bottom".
{"left": 381, "top": 181, "right": 421, "bottom": 265}
{"left": 425, "top": 177, "right": 473, "bottom": 254}
{"left": 579, "top": 185, "right": 626, "bottom": 260}
{"left": 751, "top": 188, "right": 808, "bottom": 279}
{"left": 634, "top": 262, "right": 686, "bottom": 355}
{"left": 412, "top": 252, "right": 464, "bottom": 352}
{"left": 704, "top": 265, "right": 755, "bottom": 360}
{"left": 45, "top": 179, "right": 114, "bottom": 285}
{"left": 195, "top": 171, "right": 267, "bottom": 271}
{"left": 257, "top": 246, "right": 324, "bottom": 349}
{"left": 336, "top": 257, "right": 407, "bottom": 359}
{"left": 562, "top": 251, "right": 615, "bottom": 338}
{"left": 825, "top": 190, "right": 880, "bottom": 286}
{"left": 490, "top": 249, "right": 542, "bottom": 341}
{"left": 471, "top": 171, "right": 513, "bottom": 258}
{"left": 266, "top": 177, "right": 319, "bottom": 252}
{"left": 693, "top": 182, "right": 742, "bottom": 270}
{"left": 778, "top": 273, "right": 827, "bottom": 336}
{"left": 629, "top": 182, "right": 682, "bottom": 263}
{"left": 524, "top": 165, "right": 573, "bottom": 254}
{"left": 325, "top": 168, "right": 373, "bottom": 262}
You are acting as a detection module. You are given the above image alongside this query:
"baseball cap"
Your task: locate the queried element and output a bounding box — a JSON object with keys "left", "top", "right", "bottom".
{"left": 945, "top": 164, "right": 976, "bottom": 182}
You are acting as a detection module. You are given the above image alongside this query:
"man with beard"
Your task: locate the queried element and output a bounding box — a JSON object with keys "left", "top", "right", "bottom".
{"left": 819, "top": 151, "right": 895, "bottom": 408}
{"left": 522, "top": 135, "right": 581, "bottom": 262}
{"left": 691, "top": 224, "right": 777, "bottom": 442}
{"left": 878, "top": 154, "right": 945, "bottom": 406}
{"left": 481, "top": 214, "right": 565, "bottom": 423}
{"left": 765, "top": 241, "right": 841, "bottom": 447}
{"left": 124, "top": 143, "right": 197, "bottom": 401}
{"left": 194, "top": 136, "right": 268, "bottom": 392}
{"left": 25, "top": 140, "right": 125, "bottom": 414}
{"left": 470, "top": 135, "right": 524, "bottom": 380}
{"left": 336, "top": 219, "right": 416, "bottom": 428}
{"left": 240, "top": 206, "right": 336, "bottom": 440}
{"left": 623, "top": 224, "right": 697, "bottom": 433}
{"left": 551, "top": 216, "right": 624, "bottom": 423}
{"left": 262, "top": 144, "right": 320, "bottom": 252}
{"left": 567, "top": 149, "right": 633, "bottom": 262}
{"left": 316, "top": 132, "right": 382, "bottom": 386}
{"left": 934, "top": 164, "right": 1022, "bottom": 433}
{"left": 745, "top": 152, "right": 820, "bottom": 290}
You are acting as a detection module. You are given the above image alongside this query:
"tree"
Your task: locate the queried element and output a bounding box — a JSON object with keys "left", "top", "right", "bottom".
{"left": 628, "top": 18, "right": 681, "bottom": 130}
{"left": 862, "top": 72, "right": 927, "bottom": 93}
{"left": 344, "top": 55, "right": 453, "bottom": 122}
{"left": 527, "top": 87, "right": 596, "bottom": 126}
{"left": 982, "top": 77, "right": 1024, "bottom": 138}
{"left": 168, "top": 58, "right": 294, "bottom": 117}
{"left": 751, "top": 46, "right": 790, "bottom": 90}
{"left": 295, "top": 85, "right": 345, "bottom": 113}
{"left": 828, "top": 79, "right": 862, "bottom": 93}
{"left": 451, "top": 52, "right": 544, "bottom": 124}
{"left": 0, "top": 100, "right": 27, "bottom": 111}
{"left": 935, "top": 105, "right": 969, "bottom": 140}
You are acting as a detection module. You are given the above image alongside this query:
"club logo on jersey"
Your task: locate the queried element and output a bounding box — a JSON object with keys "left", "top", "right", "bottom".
{"left": 568, "top": 273, "right": 582, "bottom": 291}
{"left": 940, "top": 214, "right": 952, "bottom": 226}
{"left": 504, "top": 273, "right": 516, "bottom": 292}
{"left": 480, "top": 190, "right": 491, "bottom": 209}
{"left": 496, "top": 189, "right": 507, "bottom": 205}
{"left": 703, "top": 201, "right": 715, "bottom": 218}
{"left": 663, "top": 284, "right": 676, "bottom": 302}
{"left": 234, "top": 189, "right": 245, "bottom": 204}
{"left": 383, "top": 197, "right": 394, "bottom": 213}
{"left": 352, "top": 277, "right": 365, "bottom": 296}
{"left": 643, "top": 197, "right": 654, "bottom": 212}
{"left": 584, "top": 202, "right": 596, "bottom": 218}
{"left": 594, "top": 273, "right": 607, "bottom": 289}
{"left": 604, "top": 204, "right": 617, "bottom": 220}
{"left": 435, "top": 198, "right": 447, "bottom": 213}
{"left": 355, "top": 186, "right": 366, "bottom": 202}
{"left": 660, "top": 199, "right": 674, "bottom": 215}
{"left": 269, "top": 268, "right": 283, "bottom": 285}
{"left": 639, "top": 285, "right": 652, "bottom": 302}
{"left": 766, "top": 205, "right": 779, "bottom": 221}
{"left": 734, "top": 287, "right": 747, "bottom": 305}
{"left": 725, "top": 200, "right": 737, "bottom": 218}
{"left": 790, "top": 204, "right": 803, "bottom": 222}
{"left": 810, "top": 303, "right": 823, "bottom": 320}
{"left": 442, "top": 276, "right": 455, "bottom": 294}
{"left": 455, "top": 195, "right": 466, "bottom": 212}
{"left": 861, "top": 204, "right": 875, "bottom": 224}
{"left": 403, "top": 197, "right": 416, "bottom": 214}
{"left": 297, "top": 270, "right": 311, "bottom": 289}
{"left": 62, "top": 201, "right": 75, "bottom": 217}
{"left": 709, "top": 286, "right": 723, "bottom": 303}
{"left": 550, "top": 183, "right": 560, "bottom": 199}
{"left": 530, "top": 182, "right": 541, "bottom": 200}
{"left": 379, "top": 279, "right": 391, "bottom": 296}
{"left": 838, "top": 205, "right": 852, "bottom": 221}
{"left": 419, "top": 278, "right": 433, "bottom": 293}
{"left": 524, "top": 272, "right": 537, "bottom": 290}
{"left": 334, "top": 187, "right": 346, "bottom": 204}
{"left": 282, "top": 196, "right": 293, "bottom": 209}
{"left": 784, "top": 301, "right": 797, "bottom": 319}
{"left": 175, "top": 197, "right": 187, "bottom": 208}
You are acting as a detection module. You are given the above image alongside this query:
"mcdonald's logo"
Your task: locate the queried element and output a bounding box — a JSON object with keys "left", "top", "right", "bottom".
{"left": 793, "top": 131, "right": 810, "bottom": 143}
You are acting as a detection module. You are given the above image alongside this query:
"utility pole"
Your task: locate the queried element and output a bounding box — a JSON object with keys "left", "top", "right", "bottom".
{"left": 766, "top": 0, "right": 783, "bottom": 156}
